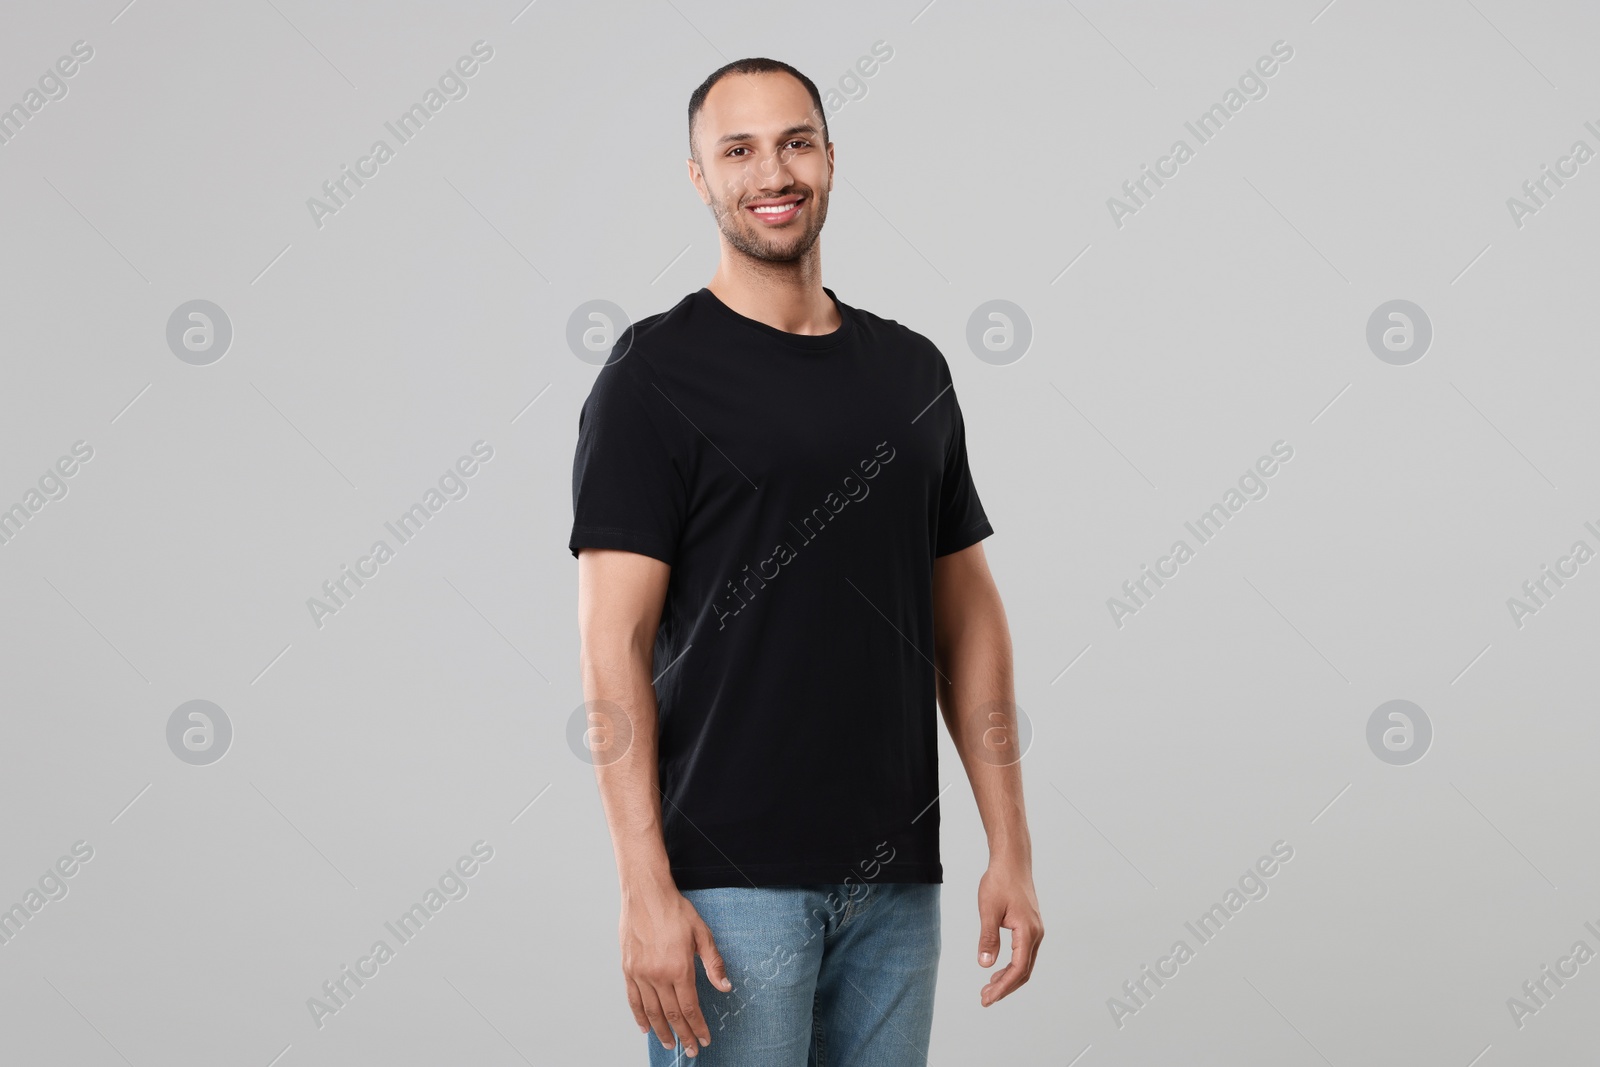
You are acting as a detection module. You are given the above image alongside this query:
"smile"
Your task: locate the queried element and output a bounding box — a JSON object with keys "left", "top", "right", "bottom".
{"left": 746, "top": 197, "right": 804, "bottom": 224}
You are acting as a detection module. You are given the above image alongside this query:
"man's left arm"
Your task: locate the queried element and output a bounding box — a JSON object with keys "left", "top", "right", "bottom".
{"left": 932, "top": 540, "right": 1044, "bottom": 1008}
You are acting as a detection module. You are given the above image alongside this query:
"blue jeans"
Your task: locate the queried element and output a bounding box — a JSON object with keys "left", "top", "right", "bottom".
{"left": 646, "top": 881, "right": 940, "bottom": 1066}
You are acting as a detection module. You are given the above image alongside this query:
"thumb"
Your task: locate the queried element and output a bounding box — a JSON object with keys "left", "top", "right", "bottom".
{"left": 977, "top": 900, "right": 1004, "bottom": 968}
{"left": 695, "top": 921, "right": 734, "bottom": 992}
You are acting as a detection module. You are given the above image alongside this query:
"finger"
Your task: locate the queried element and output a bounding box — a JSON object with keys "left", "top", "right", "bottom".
{"left": 655, "top": 984, "right": 698, "bottom": 1057}
{"left": 637, "top": 984, "right": 676, "bottom": 1050}
{"left": 977, "top": 900, "right": 1004, "bottom": 968}
{"left": 696, "top": 922, "right": 735, "bottom": 993}
{"left": 980, "top": 956, "right": 1017, "bottom": 1006}
{"left": 625, "top": 978, "right": 651, "bottom": 1033}
{"left": 673, "top": 973, "right": 713, "bottom": 1051}
{"left": 981, "top": 924, "right": 1039, "bottom": 1006}
{"left": 1020, "top": 922, "right": 1044, "bottom": 983}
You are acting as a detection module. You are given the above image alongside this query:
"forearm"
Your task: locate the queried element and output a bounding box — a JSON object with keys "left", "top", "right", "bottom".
{"left": 580, "top": 641, "right": 676, "bottom": 894}
{"left": 935, "top": 593, "right": 1032, "bottom": 866}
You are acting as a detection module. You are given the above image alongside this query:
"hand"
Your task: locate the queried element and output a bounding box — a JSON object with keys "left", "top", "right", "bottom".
{"left": 976, "top": 857, "right": 1043, "bottom": 1006}
{"left": 620, "top": 882, "right": 733, "bottom": 1056}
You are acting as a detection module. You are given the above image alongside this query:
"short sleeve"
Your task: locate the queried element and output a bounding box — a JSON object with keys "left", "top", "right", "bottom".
{"left": 934, "top": 381, "right": 993, "bottom": 557}
{"left": 568, "top": 354, "right": 688, "bottom": 565}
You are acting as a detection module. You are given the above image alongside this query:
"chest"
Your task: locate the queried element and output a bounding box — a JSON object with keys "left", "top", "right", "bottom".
{"left": 656, "top": 353, "right": 948, "bottom": 511}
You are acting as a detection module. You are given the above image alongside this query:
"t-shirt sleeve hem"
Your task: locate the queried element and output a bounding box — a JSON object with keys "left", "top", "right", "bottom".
{"left": 569, "top": 525, "right": 676, "bottom": 566}
{"left": 934, "top": 518, "right": 993, "bottom": 558}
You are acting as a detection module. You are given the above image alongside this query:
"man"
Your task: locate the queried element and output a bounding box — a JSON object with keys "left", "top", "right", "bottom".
{"left": 569, "top": 57, "right": 1042, "bottom": 1064}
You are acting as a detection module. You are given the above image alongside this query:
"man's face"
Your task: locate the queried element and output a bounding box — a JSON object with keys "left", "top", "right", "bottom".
{"left": 690, "top": 72, "right": 833, "bottom": 264}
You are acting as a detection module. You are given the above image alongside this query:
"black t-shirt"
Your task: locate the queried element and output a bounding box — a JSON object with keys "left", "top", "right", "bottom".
{"left": 568, "top": 286, "right": 992, "bottom": 890}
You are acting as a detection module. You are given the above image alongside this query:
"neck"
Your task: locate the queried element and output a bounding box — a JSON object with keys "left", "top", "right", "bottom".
{"left": 706, "top": 249, "right": 839, "bottom": 336}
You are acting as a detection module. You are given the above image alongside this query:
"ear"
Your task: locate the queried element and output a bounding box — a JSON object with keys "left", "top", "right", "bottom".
{"left": 686, "top": 157, "right": 711, "bottom": 206}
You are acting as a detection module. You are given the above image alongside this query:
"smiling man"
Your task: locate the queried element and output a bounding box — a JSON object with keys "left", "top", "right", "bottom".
{"left": 569, "top": 57, "right": 1043, "bottom": 1064}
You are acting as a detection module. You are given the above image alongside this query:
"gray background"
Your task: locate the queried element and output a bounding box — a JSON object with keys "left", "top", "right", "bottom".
{"left": 2, "top": 0, "right": 1596, "bottom": 1063}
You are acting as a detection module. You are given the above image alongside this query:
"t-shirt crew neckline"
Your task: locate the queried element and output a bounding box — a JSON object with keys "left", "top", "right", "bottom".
{"left": 697, "top": 285, "right": 854, "bottom": 350}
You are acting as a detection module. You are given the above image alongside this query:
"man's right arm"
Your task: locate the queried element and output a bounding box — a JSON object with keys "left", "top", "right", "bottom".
{"left": 576, "top": 547, "right": 731, "bottom": 1057}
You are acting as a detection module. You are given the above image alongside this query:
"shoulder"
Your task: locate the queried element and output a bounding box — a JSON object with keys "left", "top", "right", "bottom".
{"left": 610, "top": 297, "right": 688, "bottom": 375}
{"left": 587, "top": 291, "right": 702, "bottom": 395}
{"left": 842, "top": 297, "right": 952, "bottom": 381}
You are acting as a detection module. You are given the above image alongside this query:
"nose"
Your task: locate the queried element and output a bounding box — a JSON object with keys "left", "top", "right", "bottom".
{"left": 752, "top": 146, "right": 793, "bottom": 192}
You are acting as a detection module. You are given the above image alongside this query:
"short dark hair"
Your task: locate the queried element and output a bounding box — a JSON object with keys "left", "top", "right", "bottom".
{"left": 687, "top": 58, "right": 829, "bottom": 163}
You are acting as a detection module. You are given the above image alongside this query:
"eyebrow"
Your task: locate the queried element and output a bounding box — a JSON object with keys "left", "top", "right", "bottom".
{"left": 714, "top": 123, "right": 821, "bottom": 148}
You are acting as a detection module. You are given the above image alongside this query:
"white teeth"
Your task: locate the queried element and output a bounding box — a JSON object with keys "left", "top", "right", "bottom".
{"left": 752, "top": 202, "right": 799, "bottom": 213}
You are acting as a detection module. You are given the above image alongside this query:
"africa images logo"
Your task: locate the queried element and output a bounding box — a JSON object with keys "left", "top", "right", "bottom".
{"left": 306, "top": 841, "right": 494, "bottom": 1029}
{"left": 710, "top": 440, "right": 896, "bottom": 630}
